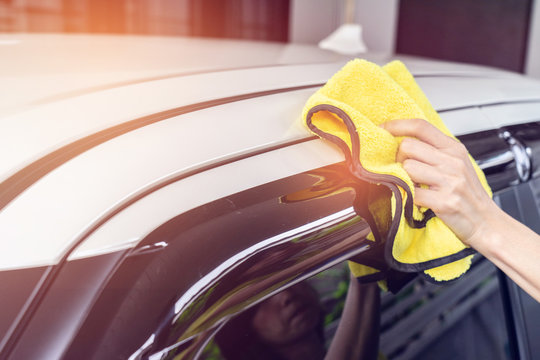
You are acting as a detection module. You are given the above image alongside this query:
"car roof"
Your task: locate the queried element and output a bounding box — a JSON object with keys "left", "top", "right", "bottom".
{"left": 0, "top": 33, "right": 530, "bottom": 116}
{"left": 1, "top": 34, "right": 539, "bottom": 186}
{"left": 2, "top": 34, "right": 540, "bottom": 270}
{"left": 0, "top": 33, "right": 351, "bottom": 115}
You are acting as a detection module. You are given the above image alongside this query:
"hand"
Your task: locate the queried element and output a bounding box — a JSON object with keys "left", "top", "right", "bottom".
{"left": 381, "top": 119, "right": 496, "bottom": 247}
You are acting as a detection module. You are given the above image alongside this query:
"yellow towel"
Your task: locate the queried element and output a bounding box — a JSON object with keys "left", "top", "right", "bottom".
{"left": 303, "top": 59, "right": 492, "bottom": 283}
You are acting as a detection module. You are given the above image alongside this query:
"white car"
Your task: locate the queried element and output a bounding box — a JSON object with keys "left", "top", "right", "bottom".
{"left": 1, "top": 34, "right": 540, "bottom": 360}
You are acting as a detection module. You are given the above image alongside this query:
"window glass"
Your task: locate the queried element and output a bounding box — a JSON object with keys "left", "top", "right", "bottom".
{"left": 203, "top": 255, "right": 511, "bottom": 360}
{"left": 203, "top": 262, "right": 382, "bottom": 360}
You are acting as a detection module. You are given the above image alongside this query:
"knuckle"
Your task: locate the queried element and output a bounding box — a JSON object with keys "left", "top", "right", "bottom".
{"left": 449, "top": 156, "right": 466, "bottom": 173}
{"left": 455, "top": 160, "right": 467, "bottom": 173}
{"left": 411, "top": 119, "right": 425, "bottom": 132}
{"left": 401, "top": 137, "right": 423, "bottom": 156}
{"left": 455, "top": 177, "right": 467, "bottom": 192}
{"left": 448, "top": 176, "right": 464, "bottom": 192}
{"left": 447, "top": 195, "right": 461, "bottom": 213}
{"left": 437, "top": 200, "right": 450, "bottom": 213}
{"left": 459, "top": 159, "right": 470, "bottom": 174}
{"left": 402, "top": 159, "right": 413, "bottom": 171}
{"left": 455, "top": 142, "right": 468, "bottom": 156}
{"left": 400, "top": 138, "right": 413, "bottom": 153}
{"left": 417, "top": 117, "right": 430, "bottom": 127}
{"left": 440, "top": 193, "right": 460, "bottom": 214}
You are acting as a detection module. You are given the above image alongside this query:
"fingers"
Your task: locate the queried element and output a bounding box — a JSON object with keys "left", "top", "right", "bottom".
{"left": 411, "top": 187, "right": 438, "bottom": 209}
{"left": 386, "top": 118, "right": 470, "bottom": 188}
{"left": 396, "top": 137, "right": 445, "bottom": 165}
{"left": 382, "top": 118, "right": 457, "bottom": 151}
{"left": 402, "top": 159, "right": 443, "bottom": 187}
{"left": 381, "top": 119, "right": 495, "bottom": 246}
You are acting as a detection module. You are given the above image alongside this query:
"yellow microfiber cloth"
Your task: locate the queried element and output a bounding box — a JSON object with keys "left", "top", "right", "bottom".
{"left": 303, "top": 59, "right": 492, "bottom": 283}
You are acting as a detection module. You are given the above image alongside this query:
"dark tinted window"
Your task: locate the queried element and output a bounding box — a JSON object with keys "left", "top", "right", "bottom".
{"left": 65, "top": 163, "right": 372, "bottom": 359}
{"left": 205, "top": 263, "right": 381, "bottom": 360}
{"left": 204, "top": 255, "right": 510, "bottom": 360}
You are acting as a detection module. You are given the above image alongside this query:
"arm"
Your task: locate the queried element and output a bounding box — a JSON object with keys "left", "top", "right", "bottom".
{"left": 325, "top": 274, "right": 380, "bottom": 360}
{"left": 383, "top": 119, "right": 540, "bottom": 302}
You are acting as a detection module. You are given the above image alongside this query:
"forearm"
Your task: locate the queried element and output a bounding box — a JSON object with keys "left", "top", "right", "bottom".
{"left": 325, "top": 276, "right": 380, "bottom": 360}
{"left": 470, "top": 202, "right": 540, "bottom": 302}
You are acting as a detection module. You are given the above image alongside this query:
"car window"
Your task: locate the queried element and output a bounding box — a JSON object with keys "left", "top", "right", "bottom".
{"left": 64, "top": 163, "right": 373, "bottom": 359}
{"left": 201, "top": 254, "right": 511, "bottom": 360}
{"left": 201, "top": 262, "right": 381, "bottom": 360}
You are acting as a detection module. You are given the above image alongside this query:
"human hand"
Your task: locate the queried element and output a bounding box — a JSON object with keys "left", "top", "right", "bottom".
{"left": 381, "top": 119, "right": 496, "bottom": 247}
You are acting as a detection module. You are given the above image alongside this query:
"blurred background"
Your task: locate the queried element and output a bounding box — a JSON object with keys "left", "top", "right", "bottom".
{"left": 0, "top": 0, "right": 539, "bottom": 78}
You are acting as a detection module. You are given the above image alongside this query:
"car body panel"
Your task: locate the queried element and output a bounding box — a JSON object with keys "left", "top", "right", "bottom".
{"left": 438, "top": 107, "right": 493, "bottom": 135}
{"left": 2, "top": 81, "right": 540, "bottom": 271}
{"left": 415, "top": 76, "right": 540, "bottom": 112}
{"left": 0, "top": 88, "right": 331, "bottom": 271}
{"left": 2, "top": 59, "right": 536, "bottom": 189}
{"left": 2, "top": 68, "right": 540, "bottom": 270}
{"left": 481, "top": 102, "right": 540, "bottom": 128}
{"left": 2, "top": 35, "right": 540, "bottom": 360}
{"left": 67, "top": 140, "right": 344, "bottom": 261}
{"left": 5, "top": 251, "right": 126, "bottom": 360}
{"left": 0, "top": 33, "right": 351, "bottom": 115}
{"left": 7, "top": 162, "right": 372, "bottom": 360}
{"left": 2, "top": 35, "right": 539, "bottom": 190}
{"left": 0, "top": 33, "right": 517, "bottom": 116}
{"left": 0, "top": 65, "right": 329, "bottom": 184}
{"left": 0, "top": 266, "right": 49, "bottom": 342}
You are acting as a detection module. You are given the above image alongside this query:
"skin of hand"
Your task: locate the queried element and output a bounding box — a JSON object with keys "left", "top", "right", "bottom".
{"left": 381, "top": 118, "right": 495, "bottom": 246}
{"left": 382, "top": 118, "right": 540, "bottom": 302}
{"left": 325, "top": 274, "right": 380, "bottom": 360}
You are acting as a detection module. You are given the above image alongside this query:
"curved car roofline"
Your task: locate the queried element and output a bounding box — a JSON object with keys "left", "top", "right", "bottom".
{"left": 0, "top": 34, "right": 517, "bottom": 117}
{"left": 1, "top": 58, "right": 540, "bottom": 212}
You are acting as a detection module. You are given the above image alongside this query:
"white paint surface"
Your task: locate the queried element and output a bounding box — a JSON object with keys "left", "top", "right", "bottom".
{"left": 0, "top": 87, "right": 340, "bottom": 270}
{"left": 69, "top": 142, "right": 345, "bottom": 262}
{"left": 2, "top": 35, "right": 540, "bottom": 270}
{"left": 0, "top": 33, "right": 348, "bottom": 116}
{"left": 480, "top": 102, "right": 540, "bottom": 128}
{"left": 439, "top": 107, "right": 494, "bottom": 136}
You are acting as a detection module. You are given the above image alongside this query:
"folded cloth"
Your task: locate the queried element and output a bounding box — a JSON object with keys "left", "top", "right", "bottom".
{"left": 302, "top": 59, "right": 492, "bottom": 283}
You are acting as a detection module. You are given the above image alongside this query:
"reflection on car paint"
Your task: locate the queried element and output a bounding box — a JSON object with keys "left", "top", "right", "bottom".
{"left": 213, "top": 281, "right": 326, "bottom": 360}
{"left": 279, "top": 166, "right": 357, "bottom": 203}
{"left": 60, "top": 163, "right": 374, "bottom": 360}
{"left": 150, "top": 211, "right": 371, "bottom": 359}
{"left": 207, "top": 263, "right": 382, "bottom": 360}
